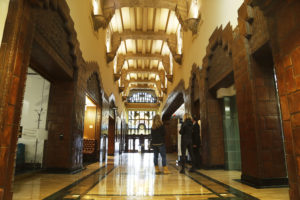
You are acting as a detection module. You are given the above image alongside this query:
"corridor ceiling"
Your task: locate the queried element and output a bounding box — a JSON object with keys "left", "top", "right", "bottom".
{"left": 95, "top": 0, "right": 201, "bottom": 101}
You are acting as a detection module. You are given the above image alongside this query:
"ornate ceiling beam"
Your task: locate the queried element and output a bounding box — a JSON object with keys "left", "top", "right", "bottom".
{"left": 119, "top": 69, "right": 166, "bottom": 88}
{"left": 124, "top": 78, "right": 158, "bottom": 84}
{"left": 96, "top": 0, "right": 200, "bottom": 38}
{"left": 127, "top": 84, "right": 156, "bottom": 90}
{"left": 126, "top": 84, "right": 159, "bottom": 98}
{"left": 123, "top": 68, "right": 161, "bottom": 74}
{"left": 123, "top": 78, "right": 163, "bottom": 93}
{"left": 125, "top": 102, "right": 160, "bottom": 108}
{"left": 123, "top": 53, "right": 167, "bottom": 61}
{"left": 123, "top": 80, "right": 161, "bottom": 97}
{"left": 108, "top": 31, "right": 182, "bottom": 64}
{"left": 104, "top": 0, "right": 179, "bottom": 10}
{"left": 102, "top": 0, "right": 187, "bottom": 24}
{"left": 116, "top": 53, "right": 171, "bottom": 75}
{"left": 118, "top": 30, "right": 173, "bottom": 41}
{"left": 114, "top": 67, "right": 161, "bottom": 81}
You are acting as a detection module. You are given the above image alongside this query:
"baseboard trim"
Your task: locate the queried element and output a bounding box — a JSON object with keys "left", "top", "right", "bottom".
{"left": 241, "top": 174, "right": 288, "bottom": 188}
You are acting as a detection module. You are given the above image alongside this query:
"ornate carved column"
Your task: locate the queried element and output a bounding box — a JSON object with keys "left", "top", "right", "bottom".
{"left": 252, "top": 0, "right": 300, "bottom": 198}
{"left": 0, "top": 0, "right": 34, "bottom": 199}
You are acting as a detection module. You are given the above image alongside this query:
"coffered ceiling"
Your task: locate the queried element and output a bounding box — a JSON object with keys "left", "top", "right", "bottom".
{"left": 93, "top": 0, "right": 201, "bottom": 102}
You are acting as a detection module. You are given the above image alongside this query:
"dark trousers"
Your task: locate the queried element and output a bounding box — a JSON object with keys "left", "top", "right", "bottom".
{"left": 153, "top": 144, "right": 167, "bottom": 166}
{"left": 181, "top": 141, "right": 195, "bottom": 169}
{"left": 193, "top": 147, "right": 201, "bottom": 168}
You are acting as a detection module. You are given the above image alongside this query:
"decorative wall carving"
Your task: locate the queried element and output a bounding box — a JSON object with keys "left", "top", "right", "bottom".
{"left": 87, "top": 73, "right": 102, "bottom": 105}
{"left": 35, "top": 8, "right": 73, "bottom": 68}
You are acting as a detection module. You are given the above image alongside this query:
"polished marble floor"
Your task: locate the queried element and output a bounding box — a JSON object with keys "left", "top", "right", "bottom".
{"left": 13, "top": 153, "right": 289, "bottom": 200}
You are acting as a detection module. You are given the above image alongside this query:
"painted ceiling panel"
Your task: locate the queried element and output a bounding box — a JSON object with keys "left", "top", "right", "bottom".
{"left": 136, "top": 39, "right": 142, "bottom": 52}
{"left": 118, "top": 41, "right": 126, "bottom": 54}
{"left": 133, "top": 60, "right": 137, "bottom": 68}
{"left": 123, "top": 61, "right": 129, "bottom": 70}
{"left": 115, "top": 9, "right": 123, "bottom": 33}
{"left": 110, "top": 15, "right": 118, "bottom": 32}
{"left": 160, "top": 8, "right": 169, "bottom": 31}
{"left": 128, "top": 59, "right": 134, "bottom": 67}
{"left": 146, "top": 40, "right": 151, "bottom": 53}
{"left": 147, "top": 8, "right": 154, "bottom": 30}
{"left": 166, "top": 11, "right": 175, "bottom": 34}
{"left": 137, "top": 59, "right": 142, "bottom": 66}
{"left": 161, "top": 42, "right": 170, "bottom": 55}
{"left": 158, "top": 61, "right": 164, "bottom": 70}
{"left": 121, "top": 7, "right": 130, "bottom": 30}
{"left": 129, "top": 7, "right": 135, "bottom": 31}
{"left": 136, "top": 7, "right": 143, "bottom": 30}
{"left": 154, "top": 8, "right": 161, "bottom": 32}
{"left": 152, "top": 60, "right": 159, "bottom": 67}
{"left": 125, "top": 39, "right": 133, "bottom": 52}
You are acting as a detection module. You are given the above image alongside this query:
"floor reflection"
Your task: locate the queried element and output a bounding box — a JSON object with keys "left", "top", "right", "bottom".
{"left": 13, "top": 153, "right": 288, "bottom": 200}
{"left": 86, "top": 153, "right": 211, "bottom": 198}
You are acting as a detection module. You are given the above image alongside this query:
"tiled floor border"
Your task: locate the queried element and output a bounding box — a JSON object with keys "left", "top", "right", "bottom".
{"left": 43, "top": 158, "right": 260, "bottom": 200}
{"left": 43, "top": 165, "right": 115, "bottom": 200}
{"left": 169, "top": 164, "right": 259, "bottom": 200}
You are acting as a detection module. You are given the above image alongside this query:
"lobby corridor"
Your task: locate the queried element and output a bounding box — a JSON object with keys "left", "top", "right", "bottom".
{"left": 13, "top": 153, "right": 288, "bottom": 200}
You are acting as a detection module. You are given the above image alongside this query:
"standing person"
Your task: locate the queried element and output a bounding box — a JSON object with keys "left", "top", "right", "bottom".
{"left": 151, "top": 114, "right": 171, "bottom": 174}
{"left": 192, "top": 115, "right": 201, "bottom": 169}
{"left": 179, "top": 113, "right": 196, "bottom": 173}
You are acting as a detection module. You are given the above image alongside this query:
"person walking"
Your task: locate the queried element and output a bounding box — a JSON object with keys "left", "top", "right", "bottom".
{"left": 179, "top": 113, "right": 196, "bottom": 173}
{"left": 192, "top": 115, "right": 201, "bottom": 169}
{"left": 151, "top": 114, "right": 171, "bottom": 174}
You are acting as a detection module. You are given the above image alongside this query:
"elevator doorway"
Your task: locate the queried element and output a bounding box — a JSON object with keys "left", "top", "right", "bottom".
{"left": 83, "top": 96, "right": 98, "bottom": 163}
{"left": 222, "top": 95, "right": 241, "bottom": 170}
{"left": 17, "top": 67, "right": 50, "bottom": 172}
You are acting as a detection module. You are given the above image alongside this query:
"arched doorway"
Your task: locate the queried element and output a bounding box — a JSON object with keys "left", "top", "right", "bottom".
{"left": 83, "top": 73, "right": 102, "bottom": 163}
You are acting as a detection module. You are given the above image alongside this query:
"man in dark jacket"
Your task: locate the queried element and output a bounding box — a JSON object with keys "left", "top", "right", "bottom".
{"left": 179, "top": 113, "right": 196, "bottom": 173}
{"left": 192, "top": 115, "right": 201, "bottom": 169}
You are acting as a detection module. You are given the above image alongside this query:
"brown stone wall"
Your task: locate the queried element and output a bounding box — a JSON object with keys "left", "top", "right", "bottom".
{"left": 164, "top": 118, "right": 178, "bottom": 153}
{"left": 251, "top": 0, "right": 300, "bottom": 198}
{"left": 0, "top": 1, "right": 34, "bottom": 199}
{"left": 199, "top": 69, "right": 209, "bottom": 166}
{"left": 0, "top": 0, "right": 106, "bottom": 199}
{"left": 45, "top": 81, "right": 75, "bottom": 169}
{"left": 232, "top": 31, "right": 259, "bottom": 178}
{"left": 252, "top": 45, "right": 286, "bottom": 178}
{"left": 197, "top": 2, "right": 287, "bottom": 184}
{"left": 206, "top": 93, "right": 225, "bottom": 167}
{"left": 232, "top": 1, "right": 287, "bottom": 187}
{"left": 199, "top": 24, "right": 234, "bottom": 168}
